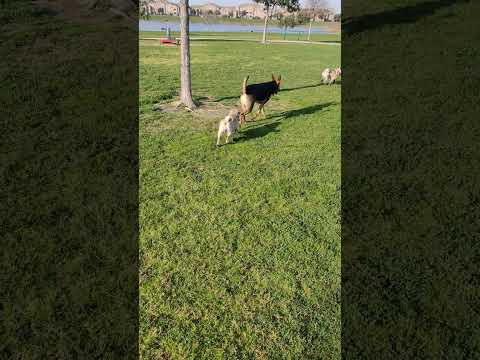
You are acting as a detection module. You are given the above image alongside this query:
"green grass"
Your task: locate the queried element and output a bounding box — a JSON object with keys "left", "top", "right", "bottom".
{"left": 342, "top": 0, "right": 480, "bottom": 358}
{"left": 140, "top": 37, "right": 341, "bottom": 358}
{"left": 140, "top": 30, "right": 340, "bottom": 43}
{"left": 2, "top": 1, "right": 138, "bottom": 358}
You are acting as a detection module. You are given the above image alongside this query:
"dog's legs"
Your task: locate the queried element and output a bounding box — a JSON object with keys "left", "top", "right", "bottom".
{"left": 253, "top": 103, "right": 264, "bottom": 121}
{"left": 226, "top": 133, "right": 233, "bottom": 144}
{"left": 240, "top": 94, "right": 254, "bottom": 126}
{"left": 216, "top": 128, "right": 223, "bottom": 146}
{"left": 255, "top": 104, "right": 265, "bottom": 119}
{"left": 240, "top": 113, "right": 248, "bottom": 126}
{"left": 239, "top": 112, "right": 247, "bottom": 126}
{"left": 255, "top": 102, "right": 267, "bottom": 119}
{"left": 252, "top": 108, "right": 261, "bottom": 121}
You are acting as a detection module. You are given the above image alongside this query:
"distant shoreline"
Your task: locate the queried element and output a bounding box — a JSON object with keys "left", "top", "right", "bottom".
{"left": 147, "top": 15, "right": 341, "bottom": 33}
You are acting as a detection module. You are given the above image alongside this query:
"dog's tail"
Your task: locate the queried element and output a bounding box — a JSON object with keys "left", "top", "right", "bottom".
{"left": 242, "top": 76, "right": 249, "bottom": 95}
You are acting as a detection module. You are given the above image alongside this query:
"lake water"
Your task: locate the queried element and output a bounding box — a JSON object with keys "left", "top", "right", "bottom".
{"left": 139, "top": 20, "right": 334, "bottom": 34}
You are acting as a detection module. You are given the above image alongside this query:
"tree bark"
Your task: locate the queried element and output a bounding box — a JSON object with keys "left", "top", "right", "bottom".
{"left": 179, "top": 0, "right": 196, "bottom": 109}
{"left": 261, "top": 5, "right": 269, "bottom": 44}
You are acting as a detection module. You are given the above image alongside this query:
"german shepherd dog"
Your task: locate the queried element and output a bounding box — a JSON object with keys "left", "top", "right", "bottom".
{"left": 239, "top": 74, "right": 282, "bottom": 126}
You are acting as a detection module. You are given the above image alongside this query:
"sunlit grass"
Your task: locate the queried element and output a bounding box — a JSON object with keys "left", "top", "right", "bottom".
{"left": 140, "top": 37, "right": 341, "bottom": 359}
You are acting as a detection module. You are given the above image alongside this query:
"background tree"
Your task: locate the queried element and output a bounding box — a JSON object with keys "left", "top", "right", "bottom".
{"left": 141, "top": 0, "right": 195, "bottom": 109}
{"left": 296, "top": 12, "right": 310, "bottom": 25}
{"left": 303, "top": 0, "right": 331, "bottom": 40}
{"left": 305, "top": 0, "right": 330, "bottom": 18}
{"left": 140, "top": 0, "right": 154, "bottom": 19}
{"left": 254, "top": 0, "right": 300, "bottom": 44}
{"left": 179, "top": 0, "right": 197, "bottom": 109}
{"left": 278, "top": 13, "right": 300, "bottom": 40}
{"left": 279, "top": 13, "right": 308, "bottom": 40}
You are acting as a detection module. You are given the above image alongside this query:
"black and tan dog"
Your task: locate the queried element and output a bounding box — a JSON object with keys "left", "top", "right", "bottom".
{"left": 239, "top": 74, "right": 282, "bottom": 126}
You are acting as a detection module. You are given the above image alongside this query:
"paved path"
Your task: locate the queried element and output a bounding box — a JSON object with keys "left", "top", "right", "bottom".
{"left": 140, "top": 37, "right": 340, "bottom": 46}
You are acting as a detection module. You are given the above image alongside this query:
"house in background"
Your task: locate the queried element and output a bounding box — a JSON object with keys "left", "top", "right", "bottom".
{"left": 301, "top": 8, "right": 337, "bottom": 22}
{"left": 146, "top": 0, "right": 179, "bottom": 16}
{"left": 270, "top": 6, "right": 290, "bottom": 20}
{"left": 191, "top": 2, "right": 222, "bottom": 16}
{"left": 141, "top": 0, "right": 336, "bottom": 21}
{"left": 192, "top": 2, "right": 266, "bottom": 19}
{"left": 324, "top": 13, "right": 335, "bottom": 21}
{"left": 237, "top": 3, "right": 266, "bottom": 19}
{"left": 219, "top": 5, "right": 239, "bottom": 18}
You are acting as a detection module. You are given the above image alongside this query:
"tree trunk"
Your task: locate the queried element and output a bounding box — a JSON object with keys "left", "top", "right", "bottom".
{"left": 261, "top": 5, "right": 269, "bottom": 44}
{"left": 308, "top": 18, "right": 312, "bottom": 41}
{"left": 179, "top": 0, "right": 196, "bottom": 109}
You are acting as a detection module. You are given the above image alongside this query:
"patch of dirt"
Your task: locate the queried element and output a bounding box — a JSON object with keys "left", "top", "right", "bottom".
{"left": 153, "top": 98, "right": 235, "bottom": 120}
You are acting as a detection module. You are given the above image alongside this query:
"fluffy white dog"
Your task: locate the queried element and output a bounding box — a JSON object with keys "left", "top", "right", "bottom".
{"left": 216, "top": 109, "right": 241, "bottom": 146}
{"left": 322, "top": 67, "right": 341, "bottom": 85}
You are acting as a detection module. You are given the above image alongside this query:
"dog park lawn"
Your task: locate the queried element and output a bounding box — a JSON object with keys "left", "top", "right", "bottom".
{"left": 140, "top": 37, "right": 341, "bottom": 359}
{"left": 140, "top": 30, "right": 341, "bottom": 43}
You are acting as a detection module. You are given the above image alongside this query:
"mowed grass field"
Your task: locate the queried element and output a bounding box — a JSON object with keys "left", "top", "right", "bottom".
{"left": 140, "top": 30, "right": 341, "bottom": 43}
{"left": 342, "top": 1, "right": 480, "bottom": 358}
{"left": 140, "top": 37, "right": 341, "bottom": 359}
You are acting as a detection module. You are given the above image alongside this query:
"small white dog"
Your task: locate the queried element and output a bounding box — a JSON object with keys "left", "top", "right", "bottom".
{"left": 322, "top": 67, "right": 341, "bottom": 85}
{"left": 216, "top": 108, "right": 241, "bottom": 146}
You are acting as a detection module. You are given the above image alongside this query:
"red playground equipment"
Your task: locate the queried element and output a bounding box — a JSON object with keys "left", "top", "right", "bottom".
{"left": 160, "top": 38, "right": 179, "bottom": 45}
{"left": 160, "top": 25, "right": 179, "bottom": 46}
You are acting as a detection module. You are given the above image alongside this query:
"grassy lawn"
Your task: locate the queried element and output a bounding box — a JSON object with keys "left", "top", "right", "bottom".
{"left": 140, "top": 36, "right": 341, "bottom": 358}
{"left": 342, "top": 0, "right": 480, "bottom": 357}
{"left": 2, "top": 1, "right": 138, "bottom": 357}
{"left": 140, "top": 30, "right": 340, "bottom": 43}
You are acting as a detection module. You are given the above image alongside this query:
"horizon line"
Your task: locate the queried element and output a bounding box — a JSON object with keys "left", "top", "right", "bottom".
{"left": 151, "top": 0, "right": 341, "bottom": 13}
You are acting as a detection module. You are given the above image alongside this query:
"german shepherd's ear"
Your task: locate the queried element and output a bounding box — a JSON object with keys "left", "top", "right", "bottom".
{"left": 272, "top": 74, "right": 276, "bottom": 82}
{"left": 275, "top": 75, "right": 282, "bottom": 87}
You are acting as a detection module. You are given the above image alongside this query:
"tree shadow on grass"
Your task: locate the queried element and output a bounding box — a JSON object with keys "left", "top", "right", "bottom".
{"left": 215, "top": 82, "right": 328, "bottom": 102}
{"left": 343, "top": 0, "right": 468, "bottom": 36}
{"left": 269, "top": 102, "right": 337, "bottom": 120}
{"left": 283, "top": 80, "right": 342, "bottom": 89}
{"left": 235, "top": 121, "right": 281, "bottom": 142}
{"left": 235, "top": 101, "right": 336, "bottom": 142}
{"left": 280, "top": 83, "right": 323, "bottom": 93}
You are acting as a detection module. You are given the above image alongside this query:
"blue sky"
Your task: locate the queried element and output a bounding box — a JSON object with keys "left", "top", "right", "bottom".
{"left": 189, "top": 0, "right": 341, "bottom": 13}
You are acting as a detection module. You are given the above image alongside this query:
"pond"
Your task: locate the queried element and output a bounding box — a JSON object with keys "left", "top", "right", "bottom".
{"left": 139, "top": 20, "right": 335, "bottom": 34}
